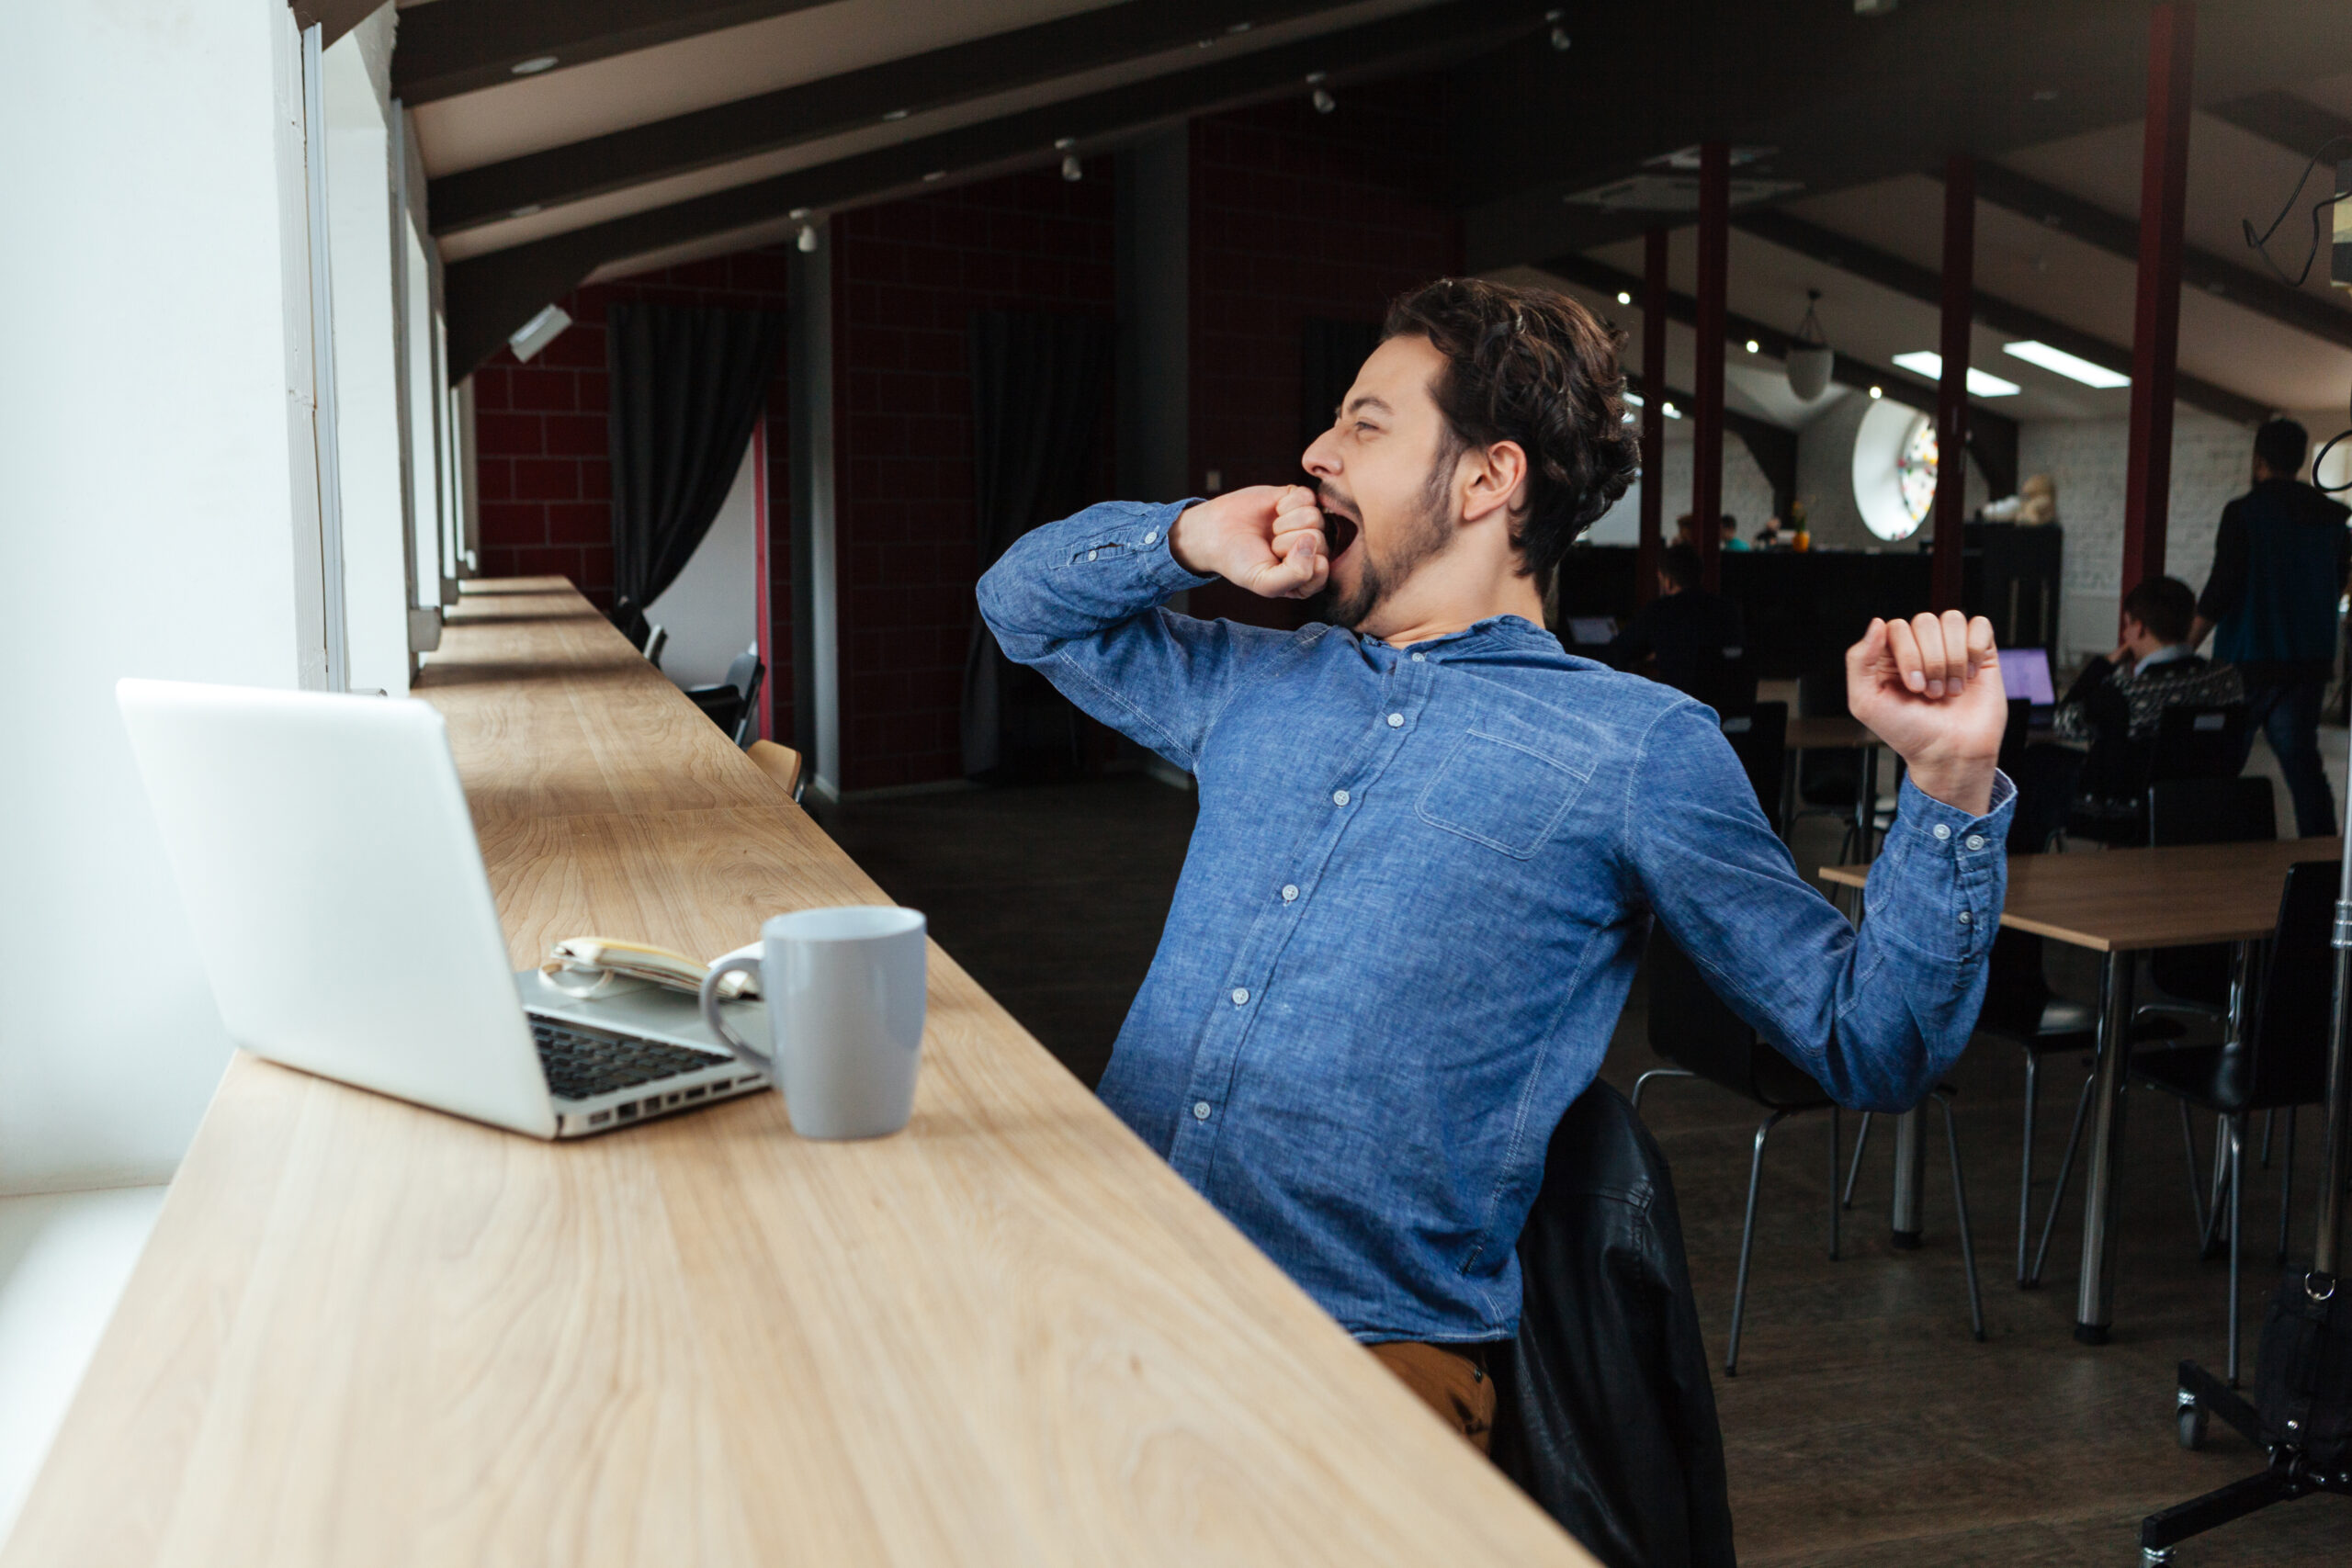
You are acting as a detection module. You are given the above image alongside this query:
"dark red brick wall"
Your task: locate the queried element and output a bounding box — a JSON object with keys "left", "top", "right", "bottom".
{"left": 830, "top": 162, "right": 1117, "bottom": 791}
{"left": 469, "top": 252, "right": 794, "bottom": 740}
{"left": 1187, "top": 78, "right": 1462, "bottom": 628}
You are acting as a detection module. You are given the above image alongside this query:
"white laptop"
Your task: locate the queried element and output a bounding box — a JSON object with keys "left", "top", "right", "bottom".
{"left": 116, "top": 678, "right": 769, "bottom": 1139}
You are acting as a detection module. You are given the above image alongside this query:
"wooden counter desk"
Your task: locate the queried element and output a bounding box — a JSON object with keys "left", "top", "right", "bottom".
{"left": 6, "top": 580, "right": 1588, "bottom": 1567}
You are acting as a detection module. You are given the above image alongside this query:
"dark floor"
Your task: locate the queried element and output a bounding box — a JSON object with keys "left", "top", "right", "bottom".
{"left": 815, "top": 775, "right": 2346, "bottom": 1566}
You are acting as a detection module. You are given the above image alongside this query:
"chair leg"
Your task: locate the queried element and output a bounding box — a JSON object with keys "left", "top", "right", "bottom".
{"left": 2029, "top": 1071, "right": 2098, "bottom": 1287}
{"left": 2018, "top": 1051, "right": 2041, "bottom": 1285}
{"left": 1629, "top": 1067, "right": 1694, "bottom": 1114}
{"left": 2178, "top": 1099, "right": 2209, "bottom": 1241}
{"left": 2227, "top": 1114, "right": 2245, "bottom": 1388}
{"left": 2278, "top": 1107, "right": 2298, "bottom": 1267}
{"left": 2259, "top": 1107, "right": 2275, "bottom": 1170}
{"left": 1726, "top": 1109, "right": 1787, "bottom": 1378}
{"left": 2201, "top": 1111, "right": 2233, "bottom": 1260}
{"left": 1842, "top": 1111, "right": 1872, "bottom": 1209}
{"left": 1828, "top": 1106, "right": 1841, "bottom": 1262}
{"left": 1935, "top": 1089, "right": 1987, "bottom": 1343}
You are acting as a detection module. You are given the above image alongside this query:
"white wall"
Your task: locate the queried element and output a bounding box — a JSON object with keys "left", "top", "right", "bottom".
{"left": 324, "top": 14, "right": 411, "bottom": 696}
{"left": 647, "top": 435, "right": 760, "bottom": 690}
{"left": 1586, "top": 424, "right": 1777, "bottom": 546}
{"left": 2018, "top": 406, "right": 2253, "bottom": 659}
{"left": 0, "top": 1, "right": 314, "bottom": 1190}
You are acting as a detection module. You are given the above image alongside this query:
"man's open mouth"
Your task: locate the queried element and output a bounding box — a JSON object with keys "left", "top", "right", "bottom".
{"left": 1320, "top": 508, "right": 1360, "bottom": 561}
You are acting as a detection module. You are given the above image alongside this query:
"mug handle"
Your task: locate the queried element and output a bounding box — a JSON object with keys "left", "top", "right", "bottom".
{"left": 698, "top": 955, "right": 775, "bottom": 1070}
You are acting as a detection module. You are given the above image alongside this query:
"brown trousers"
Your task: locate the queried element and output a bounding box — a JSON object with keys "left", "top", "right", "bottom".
{"left": 1366, "top": 1340, "right": 1496, "bottom": 1454}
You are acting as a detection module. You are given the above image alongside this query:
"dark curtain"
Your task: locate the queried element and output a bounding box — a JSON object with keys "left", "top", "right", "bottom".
{"left": 962, "top": 310, "right": 1114, "bottom": 779}
{"left": 1299, "top": 318, "right": 1384, "bottom": 453}
{"left": 607, "top": 304, "right": 785, "bottom": 639}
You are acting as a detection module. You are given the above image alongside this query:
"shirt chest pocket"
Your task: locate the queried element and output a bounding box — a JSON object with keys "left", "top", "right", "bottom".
{"left": 1415, "top": 729, "right": 1590, "bottom": 860}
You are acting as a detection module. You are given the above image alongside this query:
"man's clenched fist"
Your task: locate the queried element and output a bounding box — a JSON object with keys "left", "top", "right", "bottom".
{"left": 1170, "top": 485, "right": 1329, "bottom": 601}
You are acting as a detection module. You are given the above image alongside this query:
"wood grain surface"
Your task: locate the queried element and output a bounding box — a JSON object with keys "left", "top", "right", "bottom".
{"left": 5, "top": 580, "right": 1586, "bottom": 1567}
{"left": 1782, "top": 715, "right": 1882, "bottom": 751}
{"left": 1819, "top": 837, "right": 2343, "bottom": 952}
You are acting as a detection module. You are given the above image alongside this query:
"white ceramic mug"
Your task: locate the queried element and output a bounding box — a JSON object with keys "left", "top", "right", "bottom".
{"left": 699, "top": 906, "right": 928, "bottom": 1140}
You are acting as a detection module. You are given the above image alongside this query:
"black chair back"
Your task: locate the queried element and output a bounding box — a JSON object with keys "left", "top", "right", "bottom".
{"left": 2234, "top": 862, "right": 2341, "bottom": 1111}
{"left": 1996, "top": 698, "right": 2031, "bottom": 779}
{"left": 732, "top": 660, "right": 766, "bottom": 745}
{"left": 1795, "top": 671, "right": 1860, "bottom": 806}
{"left": 2148, "top": 703, "right": 2246, "bottom": 785}
{"left": 2147, "top": 777, "right": 2278, "bottom": 1008}
{"left": 1719, "top": 701, "right": 1787, "bottom": 835}
{"left": 1646, "top": 931, "right": 1825, "bottom": 1111}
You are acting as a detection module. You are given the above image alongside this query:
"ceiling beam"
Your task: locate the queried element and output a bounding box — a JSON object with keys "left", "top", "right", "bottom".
{"left": 392, "top": 0, "right": 837, "bottom": 107}
{"left": 445, "top": 0, "right": 1541, "bottom": 377}
{"left": 1968, "top": 162, "right": 2352, "bottom": 352}
{"left": 1729, "top": 209, "right": 2269, "bottom": 426}
{"left": 289, "top": 0, "right": 383, "bottom": 51}
{"left": 2207, "top": 89, "right": 2352, "bottom": 162}
{"left": 433, "top": 0, "right": 1371, "bottom": 236}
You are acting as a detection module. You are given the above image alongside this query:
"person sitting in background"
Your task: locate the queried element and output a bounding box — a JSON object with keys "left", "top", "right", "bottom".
{"left": 2058, "top": 575, "right": 2243, "bottom": 828}
{"left": 1604, "top": 543, "right": 1750, "bottom": 711}
{"left": 1672, "top": 511, "right": 1700, "bottom": 547}
{"left": 1755, "top": 516, "right": 1785, "bottom": 548}
{"left": 1719, "top": 513, "right": 1749, "bottom": 552}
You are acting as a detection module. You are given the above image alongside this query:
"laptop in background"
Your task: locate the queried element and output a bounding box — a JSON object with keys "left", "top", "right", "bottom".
{"left": 1566, "top": 615, "right": 1618, "bottom": 648}
{"left": 1998, "top": 647, "right": 2057, "bottom": 712}
{"left": 116, "top": 679, "right": 769, "bottom": 1139}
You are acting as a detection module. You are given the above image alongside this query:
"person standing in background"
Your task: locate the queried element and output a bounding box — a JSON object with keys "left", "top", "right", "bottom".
{"left": 2190, "top": 418, "right": 2351, "bottom": 837}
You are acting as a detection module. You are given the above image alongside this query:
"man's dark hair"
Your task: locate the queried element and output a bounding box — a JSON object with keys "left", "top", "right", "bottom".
{"left": 1382, "top": 277, "right": 1640, "bottom": 594}
{"left": 2256, "top": 417, "right": 2309, "bottom": 479}
{"left": 2121, "top": 575, "right": 2197, "bottom": 645}
{"left": 1719, "top": 513, "right": 1737, "bottom": 536}
{"left": 1660, "top": 543, "right": 1702, "bottom": 592}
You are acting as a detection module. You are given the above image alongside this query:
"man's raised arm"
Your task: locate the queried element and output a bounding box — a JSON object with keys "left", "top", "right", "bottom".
{"left": 975, "top": 488, "right": 1327, "bottom": 771}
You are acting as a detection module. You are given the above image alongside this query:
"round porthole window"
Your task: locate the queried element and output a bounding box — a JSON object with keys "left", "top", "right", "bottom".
{"left": 1851, "top": 397, "right": 1931, "bottom": 542}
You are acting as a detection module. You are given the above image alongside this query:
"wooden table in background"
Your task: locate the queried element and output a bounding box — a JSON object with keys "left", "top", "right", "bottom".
{"left": 1781, "top": 714, "right": 1888, "bottom": 864}
{"left": 5, "top": 580, "right": 1588, "bottom": 1568}
{"left": 1824, "top": 839, "right": 2339, "bottom": 1344}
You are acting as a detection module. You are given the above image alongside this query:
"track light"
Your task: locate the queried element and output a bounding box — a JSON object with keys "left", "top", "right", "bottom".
{"left": 791, "top": 209, "right": 819, "bottom": 252}
{"left": 1546, "top": 10, "right": 1570, "bottom": 51}
{"left": 1056, "top": 137, "right": 1081, "bottom": 181}
{"left": 1307, "top": 72, "right": 1335, "bottom": 114}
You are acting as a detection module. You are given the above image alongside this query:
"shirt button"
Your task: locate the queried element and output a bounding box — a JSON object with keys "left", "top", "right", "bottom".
{"left": 1957, "top": 910, "right": 1973, "bottom": 925}
{"left": 1281, "top": 884, "right": 1299, "bottom": 902}
{"left": 1965, "top": 834, "right": 1985, "bottom": 851}
{"left": 1231, "top": 987, "right": 1250, "bottom": 1006}
{"left": 1932, "top": 824, "right": 1951, "bottom": 841}
{"left": 1411, "top": 651, "right": 1428, "bottom": 662}
{"left": 1332, "top": 788, "right": 1351, "bottom": 807}
{"left": 1087, "top": 549, "right": 1099, "bottom": 561}
{"left": 1193, "top": 1100, "right": 1212, "bottom": 1121}
{"left": 1386, "top": 713, "right": 1404, "bottom": 728}
{"left": 1143, "top": 530, "right": 1158, "bottom": 545}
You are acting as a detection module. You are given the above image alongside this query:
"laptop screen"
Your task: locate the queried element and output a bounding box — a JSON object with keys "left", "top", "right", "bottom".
{"left": 1998, "top": 647, "right": 2055, "bottom": 705}
{"left": 1566, "top": 615, "right": 1617, "bottom": 647}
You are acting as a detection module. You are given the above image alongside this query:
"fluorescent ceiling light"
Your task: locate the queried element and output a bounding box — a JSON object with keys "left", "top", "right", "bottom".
{"left": 2002, "top": 339, "right": 2130, "bottom": 388}
{"left": 1890, "top": 351, "right": 2020, "bottom": 397}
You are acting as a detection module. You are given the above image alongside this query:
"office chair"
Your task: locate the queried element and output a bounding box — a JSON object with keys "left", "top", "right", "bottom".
{"left": 746, "top": 739, "right": 807, "bottom": 803}
{"left": 2147, "top": 702, "right": 2247, "bottom": 786}
{"left": 641, "top": 623, "right": 669, "bottom": 671}
{"left": 2129, "top": 860, "right": 2335, "bottom": 1386}
{"left": 688, "top": 649, "right": 765, "bottom": 746}
{"left": 1634, "top": 933, "right": 1984, "bottom": 1374}
{"left": 1789, "top": 671, "right": 1866, "bottom": 859}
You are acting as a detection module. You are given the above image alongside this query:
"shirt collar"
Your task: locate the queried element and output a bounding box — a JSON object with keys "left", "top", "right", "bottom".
{"left": 1361, "top": 615, "right": 1556, "bottom": 660}
{"left": 2136, "top": 643, "right": 2195, "bottom": 671}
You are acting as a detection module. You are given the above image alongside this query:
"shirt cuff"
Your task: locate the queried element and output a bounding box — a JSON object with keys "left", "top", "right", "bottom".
{"left": 1871, "top": 772, "right": 2016, "bottom": 964}
{"left": 1894, "top": 769, "right": 2016, "bottom": 847}
{"left": 1062, "top": 498, "right": 1215, "bottom": 593}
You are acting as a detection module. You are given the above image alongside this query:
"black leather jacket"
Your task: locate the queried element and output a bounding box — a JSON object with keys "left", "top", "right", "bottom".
{"left": 1491, "top": 1082, "right": 1737, "bottom": 1568}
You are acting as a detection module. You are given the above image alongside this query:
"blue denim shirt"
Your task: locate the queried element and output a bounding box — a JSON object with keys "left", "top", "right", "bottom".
{"left": 978, "top": 501, "right": 2015, "bottom": 1345}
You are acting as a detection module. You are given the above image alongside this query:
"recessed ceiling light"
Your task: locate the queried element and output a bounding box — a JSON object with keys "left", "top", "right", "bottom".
{"left": 882, "top": 108, "right": 909, "bottom": 122}
{"left": 510, "top": 55, "right": 559, "bottom": 75}
{"left": 1616, "top": 290, "right": 1632, "bottom": 305}
{"left": 1890, "top": 350, "right": 2021, "bottom": 397}
{"left": 922, "top": 170, "right": 945, "bottom": 182}
{"left": 1869, "top": 385, "right": 1883, "bottom": 400}
{"left": 1227, "top": 20, "right": 1251, "bottom": 32}
{"left": 1661, "top": 401, "right": 1681, "bottom": 419}
{"left": 1746, "top": 339, "right": 1760, "bottom": 354}
{"left": 2003, "top": 339, "right": 2130, "bottom": 389}
{"left": 1623, "top": 390, "right": 1644, "bottom": 407}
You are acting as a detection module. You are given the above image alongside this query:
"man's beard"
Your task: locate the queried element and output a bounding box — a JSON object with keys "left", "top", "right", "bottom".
{"left": 1309, "top": 456, "right": 1456, "bottom": 630}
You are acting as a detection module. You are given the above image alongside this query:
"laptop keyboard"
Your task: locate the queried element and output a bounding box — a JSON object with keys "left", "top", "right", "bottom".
{"left": 530, "top": 1018, "right": 729, "bottom": 1101}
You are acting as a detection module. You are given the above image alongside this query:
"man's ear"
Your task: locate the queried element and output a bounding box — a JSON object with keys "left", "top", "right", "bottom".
{"left": 1461, "top": 439, "right": 1529, "bottom": 527}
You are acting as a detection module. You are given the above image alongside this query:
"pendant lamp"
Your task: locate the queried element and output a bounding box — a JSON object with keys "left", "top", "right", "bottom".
{"left": 1786, "top": 290, "right": 1834, "bottom": 401}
